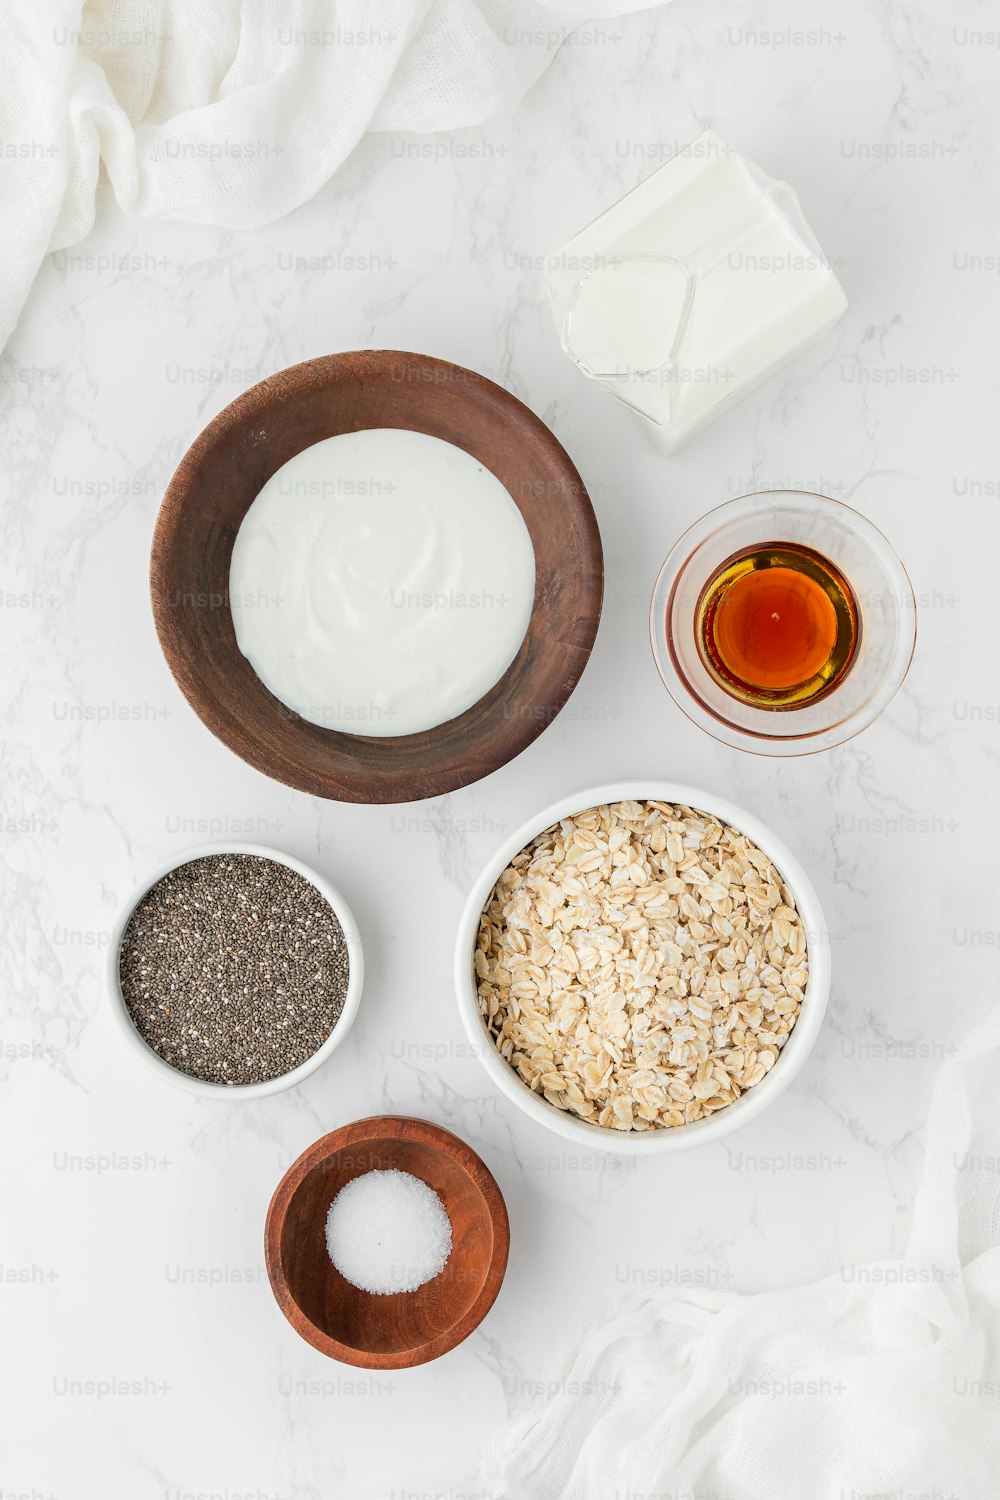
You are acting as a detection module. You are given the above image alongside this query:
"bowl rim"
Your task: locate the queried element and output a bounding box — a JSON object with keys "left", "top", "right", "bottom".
{"left": 648, "top": 489, "right": 918, "bottom": 757}
{"left": 454, "top": 780, "right": 832, "bottom": 1154}
{"left": 264, "top": 1114, "right": 510, "bottom": 1368}
{"left": 106, "top": 841, "right": 364, "bottom": 1100}
{"left": 150, "top": 348, "right": 604, "bottom": 804}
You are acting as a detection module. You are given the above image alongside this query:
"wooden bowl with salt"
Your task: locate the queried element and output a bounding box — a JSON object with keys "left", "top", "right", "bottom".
{"left": 264, "top": 1115, "right": 509, "bottom": 1368}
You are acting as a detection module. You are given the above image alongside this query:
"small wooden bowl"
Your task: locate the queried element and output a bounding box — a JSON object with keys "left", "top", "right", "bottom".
{"left": 151, "top": 350, "right": 603, "bottom": 803}
{"left": 264, "top": 1116, "right": 509, "bottom": 1368}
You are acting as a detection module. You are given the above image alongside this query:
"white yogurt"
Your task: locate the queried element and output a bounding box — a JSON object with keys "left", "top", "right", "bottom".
{"left": 229, "top": 428, "right": 536, "bottom": 736}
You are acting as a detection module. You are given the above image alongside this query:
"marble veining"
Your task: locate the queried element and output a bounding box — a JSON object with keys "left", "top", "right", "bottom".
{"left": 1, "top": 0, "right": 996, "bottom": 1493}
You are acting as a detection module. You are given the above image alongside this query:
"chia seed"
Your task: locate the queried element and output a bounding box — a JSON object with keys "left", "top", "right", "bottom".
{"left": 118, "top": 853, "right": 351, "bottom": 1086}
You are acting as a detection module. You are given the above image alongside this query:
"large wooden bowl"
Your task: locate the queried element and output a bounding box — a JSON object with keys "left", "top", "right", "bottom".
{"left": 264, "top": 1116, "right": 509, "bottom": 1368}
{"left": 151, "top": 350, "right": 603, "bottom": 803}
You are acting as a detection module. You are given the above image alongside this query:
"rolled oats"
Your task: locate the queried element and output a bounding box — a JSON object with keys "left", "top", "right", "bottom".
{"left": 475, "top": 801, "right": 808, "bottom": 1131}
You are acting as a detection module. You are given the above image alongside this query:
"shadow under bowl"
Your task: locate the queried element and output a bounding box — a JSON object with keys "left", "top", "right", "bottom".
{"left": 264, "top": 1116, "right": 509, "bottom": 1368}
{"left": 151, "top": 349, "right": 603, "bottom": 803}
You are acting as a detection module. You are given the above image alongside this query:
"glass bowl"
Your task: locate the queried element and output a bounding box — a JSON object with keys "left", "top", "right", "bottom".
{"left": 649, "top": 491, "right": 917, "bottom": 755}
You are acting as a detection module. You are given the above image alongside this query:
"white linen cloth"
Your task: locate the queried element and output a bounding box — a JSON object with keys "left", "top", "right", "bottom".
{"left": 0, "top": 0, "right": 660, "bottom": 350}
{"left": 488, "top": 1005, "right": 1000, "bottom": 1498}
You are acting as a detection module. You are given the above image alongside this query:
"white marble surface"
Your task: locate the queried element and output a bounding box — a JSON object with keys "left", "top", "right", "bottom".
{"left": 3, "top": 0, "right": 998, "bottom": 1494}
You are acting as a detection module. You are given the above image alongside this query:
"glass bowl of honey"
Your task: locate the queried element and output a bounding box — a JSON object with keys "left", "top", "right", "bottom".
{"left": 649, "top": 491, "right": 916, "bottom": 755}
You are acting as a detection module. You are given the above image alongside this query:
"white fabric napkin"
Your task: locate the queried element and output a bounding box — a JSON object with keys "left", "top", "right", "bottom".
{"left": 0, "top": 0, "right": 660, "bottom": 351}
{"left": 488, "top": 1005, "right": 1000, "bottom": 1499}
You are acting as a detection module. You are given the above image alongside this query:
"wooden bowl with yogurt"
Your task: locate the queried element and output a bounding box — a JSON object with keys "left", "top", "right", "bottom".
{"left": 151, "top": 350, "right": 603, "bottom": 802}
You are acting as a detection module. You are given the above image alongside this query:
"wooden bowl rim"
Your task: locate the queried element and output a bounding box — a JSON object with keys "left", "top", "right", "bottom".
{"left": 151, "top": 349, "right": 604, "bottom": 803}
{"left": 264, "top": 1114, "right": 510, "bottom": 1368}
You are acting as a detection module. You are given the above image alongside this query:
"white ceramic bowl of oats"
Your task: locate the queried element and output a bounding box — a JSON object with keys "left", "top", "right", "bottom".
{"left": 454, "top": 782, "right": 831, "bottom": 1154}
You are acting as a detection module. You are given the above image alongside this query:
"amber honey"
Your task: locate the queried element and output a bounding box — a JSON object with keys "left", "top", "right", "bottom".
{"left": 695, "top": 542, "right": 860, "bottom": 709}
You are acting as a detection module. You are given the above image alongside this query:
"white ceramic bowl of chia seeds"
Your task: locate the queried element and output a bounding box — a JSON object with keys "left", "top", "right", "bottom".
{"left": 454, "top": 781, "right": 831, "bottom": 1154}
{"left": 107, "top": 842, "right": 364, "bottom": 1100}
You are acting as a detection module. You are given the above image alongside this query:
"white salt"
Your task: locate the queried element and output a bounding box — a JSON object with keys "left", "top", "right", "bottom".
{"left": 325, "top": 1168, "right": 452, "bottom": 1295}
